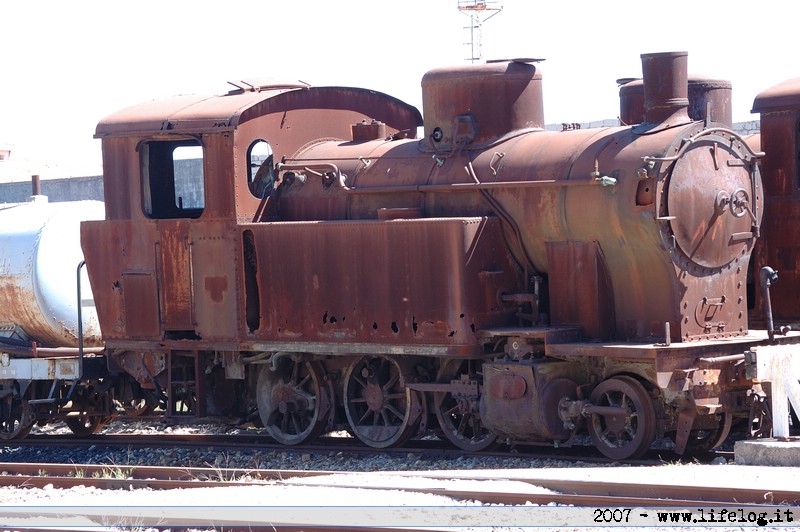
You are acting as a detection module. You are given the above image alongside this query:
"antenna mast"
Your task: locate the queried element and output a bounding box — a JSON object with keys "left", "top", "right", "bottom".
{"left": 458, "top": 0, "right": 503, "bottom": 63}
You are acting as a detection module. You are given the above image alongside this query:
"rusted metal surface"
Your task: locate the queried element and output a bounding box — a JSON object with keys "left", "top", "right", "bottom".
{"left": 4, "top": 462, "right": 797, "bottom": 511}
{"left": 290, "top": 54, "right": 759, "bottom": 343}
{"left": 751, "top": 80, "right": 800, "bottom": 324}
{"left": 72, "top": 50, "right": 798, "bottom": 458}
{"left": 420, "top": 59, "right": 544, "bottom": 151}
{"left": 82, "top": 219, "right": 159, "bottom": 340}
{"left": 481, "top": 362, "right": 580, "bottom": 442}
{"left": 546, "top": 241, "right": 614, "bottom": 339}
{"left": 751, "top": 77, "right": 800, "bottom": 113}
{"left": 157, "top": 220, "right": 194, "bottom": 331}
{"left": 619, "top": 76, "right": 732, "bottom": 126}
{"left": 640, "top": 51, "right": 690, "bottom": 125}
{"left": 241, "top": 217, "right": 520, "bottom": 351}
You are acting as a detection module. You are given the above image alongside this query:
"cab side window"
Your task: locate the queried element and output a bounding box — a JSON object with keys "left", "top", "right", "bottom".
{"left": 248, "top": 139, "right": 274, "bottom": 199}
{"left": 142, "top": 139, "right": 205, "bottom": 219}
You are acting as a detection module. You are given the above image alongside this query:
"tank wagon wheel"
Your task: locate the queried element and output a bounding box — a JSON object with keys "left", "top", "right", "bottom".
{"left": 65, "top": 415, "right": 109, "bottom": 436}
{"left": 0, "top": 397, "right": 34, "bottom": 440}
{"left": 343, "top": 354, "right": 423, "bottom": 449}
{"left": 65, "top": 388, "right": 114, "bottom": 436}
{"left": 115, "top": 380, "right": 160, "bottom": 416}
{"left": 256, "top": 358, "right": 330, "bottom": 446}
{"left": 118, "top": 397, "right": 157, "bottom": 417}
{"left": 118, "top": 399, "right": 149, "bottom": 417}
{"left": 587, "top": 376, "right": 657, "bottom": 460}
{"left": 433, "top": 358, "right": 497, "bottom": 451}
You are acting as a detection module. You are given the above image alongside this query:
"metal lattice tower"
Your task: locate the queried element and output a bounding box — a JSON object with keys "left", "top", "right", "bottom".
{"left": 458, "top": 0, "right": 503, "bottom": 63}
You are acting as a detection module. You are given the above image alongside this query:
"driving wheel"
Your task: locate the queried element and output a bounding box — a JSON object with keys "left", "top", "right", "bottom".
{"left": 587, "top": 376, "right": 656, "bottom": 460}
{"left": 433, "top": 358, "right": 497, "bottom": 451}
{"left": 343, "top": 354, "right": 422, "bottom": 448}
{"left": 257, "top": 357, "right": 330, "bottom": 445}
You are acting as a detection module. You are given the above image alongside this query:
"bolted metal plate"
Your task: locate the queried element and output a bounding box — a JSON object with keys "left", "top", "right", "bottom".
{"left": 667, "top": 135, "right": 757, "bottom": 268}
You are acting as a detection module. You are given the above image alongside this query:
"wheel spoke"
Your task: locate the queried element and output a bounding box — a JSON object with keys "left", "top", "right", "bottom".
{"left": 457, "top": 414, "right": 469, "bottom": 435}
{"left": 433, "top": 359, "right": 497, "bottom": 452}
{"left": 343, "top": 355, "right": 421, "bottom": 448}
{"left": 385, "top": 392, "right": 406, "bottom": 401}
{"left": 256, "top": 359, "right": 327, "bottom": 445}
{"left": 383, "top": 371, "right": 400, "bottom": 392}
{"left": 384, "top": 404, "right": 405, "bottom": 422}
{"left": 352, "top": 374, "right": 368, "bottom": 389}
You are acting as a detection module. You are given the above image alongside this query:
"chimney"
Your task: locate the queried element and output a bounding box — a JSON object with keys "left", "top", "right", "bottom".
{"left": 641, "top": 51, "right": 690, "bottom": 125}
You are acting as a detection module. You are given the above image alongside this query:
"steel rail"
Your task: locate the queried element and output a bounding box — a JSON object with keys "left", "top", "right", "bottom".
{"left": 0, "top": 462, "right": 796, "bottom": 506}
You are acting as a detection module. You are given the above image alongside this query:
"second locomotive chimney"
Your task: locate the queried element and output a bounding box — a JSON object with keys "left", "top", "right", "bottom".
{"left": 641, "top": 51, "right": 690, "bottom": 125}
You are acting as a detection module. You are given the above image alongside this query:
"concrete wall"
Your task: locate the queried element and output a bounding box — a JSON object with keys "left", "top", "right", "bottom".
{"left": 0, "top": 160, "right": 200, "bottom": 205}
{"left": 547, "top": 119, "right": 760, "bottom": 136}
{"left": 0, "top": 174, "right": 104, "bottom": 204}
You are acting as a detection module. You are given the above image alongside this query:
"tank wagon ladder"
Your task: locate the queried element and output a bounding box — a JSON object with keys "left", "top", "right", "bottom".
{"left": 27, "top": 261, "right": 92, "bottom": 406}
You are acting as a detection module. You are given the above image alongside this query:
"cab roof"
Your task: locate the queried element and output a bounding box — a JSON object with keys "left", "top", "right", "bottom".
{"left": 751, "top": 78, "right": 800, "bottom": 114}
{"left": 95, "top": 81, "right": 422, "bottom": 138}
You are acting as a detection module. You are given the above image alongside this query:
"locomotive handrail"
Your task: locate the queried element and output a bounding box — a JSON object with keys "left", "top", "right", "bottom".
{"left": 340, "top": 179, "right": 613, "bottom": 194}
{"left": 276, "top": 162, "right": 616, "bottom": 196}
{"left": 77, "top": 260, "right": 86, "bottom": 380}
{"left": 644, "top": 127, "right": 763, "bottom": 239}
{"left": 641, "top": 127, "right": 765, "bottom": 164}
{"left": 275, "top": 162, "right": 345, "bottom": 186}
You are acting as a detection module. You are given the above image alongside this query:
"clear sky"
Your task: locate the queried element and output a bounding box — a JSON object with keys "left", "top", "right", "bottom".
{"left": 1, "top": 0, "right": 797, "bottom": 178}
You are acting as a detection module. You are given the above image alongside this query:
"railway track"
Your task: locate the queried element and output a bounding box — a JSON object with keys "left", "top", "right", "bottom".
{"left": 0, "top": 461, "right": 794, "bottom": 506}
{"left": 12, "top": 428, "right": 729, "bottom": 466}
{"left": 0, "top": 461, "right": 797, "bottom": 530}
{"left": 2, "top": 421, "right": 764, "bottom": 531}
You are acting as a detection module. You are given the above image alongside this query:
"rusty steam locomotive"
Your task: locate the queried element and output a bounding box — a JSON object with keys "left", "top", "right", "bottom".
{"left": 2, "top": 51, "right": 799, "bottom": 460}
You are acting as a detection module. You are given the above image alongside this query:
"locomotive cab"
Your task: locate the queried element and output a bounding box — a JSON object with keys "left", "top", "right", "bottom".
{"left": 83, "top": 82, "right": 426, "bottom": 419}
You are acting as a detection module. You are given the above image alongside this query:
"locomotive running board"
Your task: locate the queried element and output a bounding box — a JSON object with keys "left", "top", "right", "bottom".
{"left": 477, "top": 326, "right": 582, "bottom": 344}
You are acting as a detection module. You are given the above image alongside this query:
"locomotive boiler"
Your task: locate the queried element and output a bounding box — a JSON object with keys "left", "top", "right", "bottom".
{"left": 74, "top": 50, "right": 795, "bottom": 459}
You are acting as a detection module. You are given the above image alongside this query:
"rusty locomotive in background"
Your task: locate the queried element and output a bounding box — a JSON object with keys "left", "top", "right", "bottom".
{"left": 2, "top": 51, "right": 799, "bottom": 459}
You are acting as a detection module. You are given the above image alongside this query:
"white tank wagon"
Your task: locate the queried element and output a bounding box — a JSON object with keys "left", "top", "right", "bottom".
{"left": 0, "top": 198, "right": 104, "bottom": 347}
{"left": 0, "top": 198, "right": 120, "bottom": 440}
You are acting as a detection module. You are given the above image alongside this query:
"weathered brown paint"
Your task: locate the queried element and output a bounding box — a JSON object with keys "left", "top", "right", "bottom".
{"left": 76, "top": 52, "right": 792, "bottom": 454}
{"left": 240, "top": 217, "right": 519, "bottom": 351}
{"left": 751, "top": 79, "right": 800, "bottom": 323}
